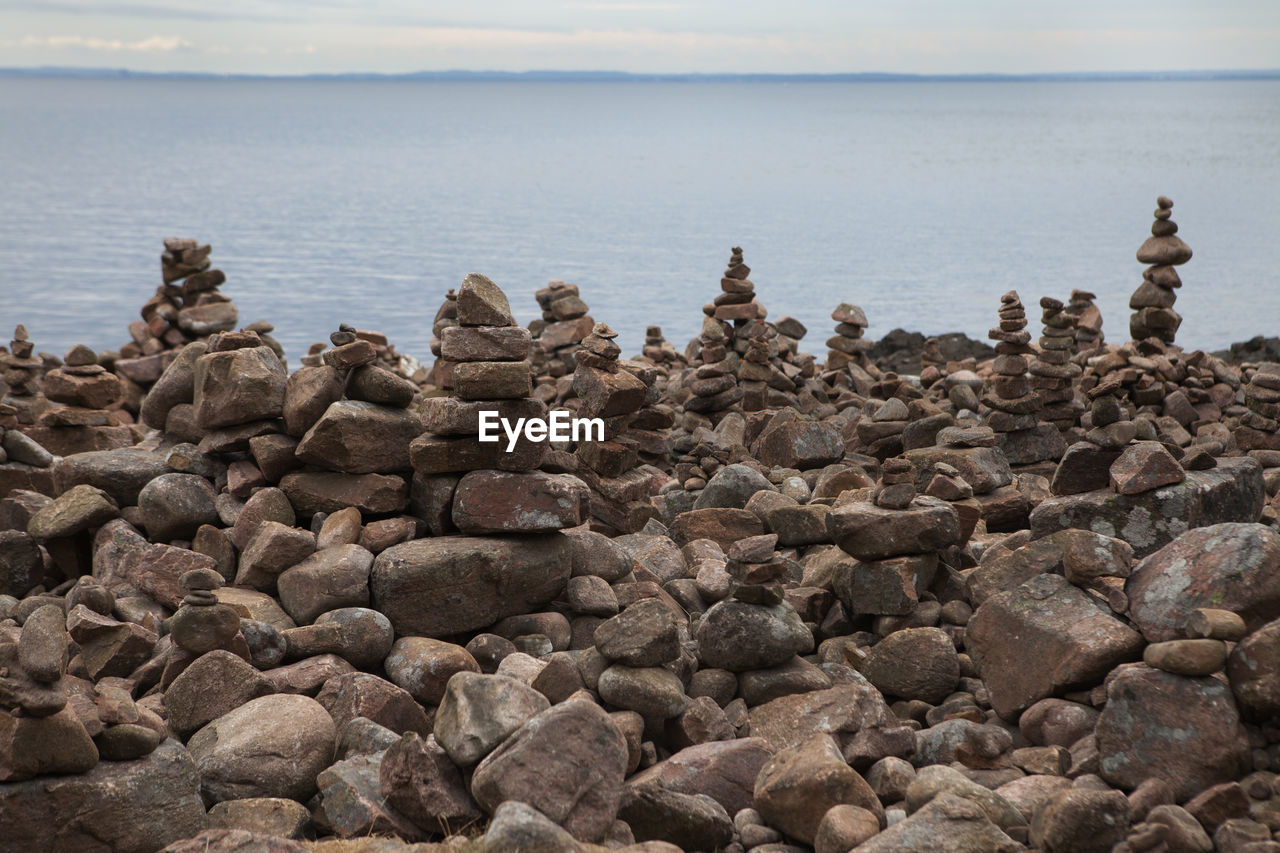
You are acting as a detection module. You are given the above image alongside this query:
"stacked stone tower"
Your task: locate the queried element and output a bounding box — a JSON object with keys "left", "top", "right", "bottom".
{"left": 1031, "top": 297, "right": 1083, "bottom": 432}
{"left": 1130, "top": 196, "right": 1192, "bottom": 344}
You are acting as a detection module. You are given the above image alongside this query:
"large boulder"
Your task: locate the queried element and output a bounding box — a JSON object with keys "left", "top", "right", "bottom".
{"left": 1029, "top": 458, "right": 1265, "bottom": 558}
{"left": 625, "top": 738, "right": 775, "bottom": 816}
{"left": 753, "top": 733, "right": 883, "bottom": 845}
{"left": 827, "top": 497, "right": 961, "bottom": 561}
{"left": 0, "top": 739, "right": 205, "bottom": 853}
{"left": 470, "top": 698, "right": 627, "bottom": 842}
{"left": 188, "top": 694, "right": 336, "bottom": 804}
{"left": 967, "top": 573, "right": 1144, "bottom": 720}
{"left": 371, "top": 534, "right": 570, "bottom": 637}
{"left": 1096, "top": 664, "right": 1250, "bottom": 801}
{"left": 1126, "top": 523, "right": 1280, "bottom": 642}
{"left": 192, "top": 345, "right": 287, "bottom": 430}
{"left": 295, "top": 401, "right": 422, "bottom": 474}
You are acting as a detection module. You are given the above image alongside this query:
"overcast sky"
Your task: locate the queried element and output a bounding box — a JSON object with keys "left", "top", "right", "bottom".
{"left": 1, "top": 0, "right": 1278, "bottom": 75}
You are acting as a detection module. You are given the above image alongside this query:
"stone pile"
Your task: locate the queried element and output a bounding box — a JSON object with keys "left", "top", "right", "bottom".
{"left": 1031, "top": 297, "right": 1083, "bottom": 433}
{"left": 826, "top": 302, "right": 872, "bottom": 374}
{"left": 984, "top": 291, "right": 1065, "bottom": 467}
{"left": 1065, "top": 288, "right": 1104, "bottom": 356}
{"left": 425, "top": 288, "right": 459, "bottom": 389}
{"left": 571, "top": 322, "right": 670, "bottom": 533}
{"left": 0, "top": 325, "right": 49, "bottom": 428}
{"left": 7, "top": 223, "right": 1280, "bottom": 852}
{"left": 1238, "top": 363, "right": 1280, "bottom": 510}
{"left": 31, "top": 344, "right": 135, "bottom": 457}
{"left": 684, "top": 318, "right": 743, "bottom": 422}
{"left": 531, "top": 280, "right": 595, "bottom": 394}
{"left": 708, "top": 246, "right": 764, "bottom": 327}
{"left": 1130, "top": 196, "right": 1192, "bottom": 344}
{"left": 826, "top": 456, "right": 963, "bottom": 620}
{"left": 639, "top": 325, "right": 683, "bottom": 369}
{"left": 114, "top": 240, "right": 278, "bottom": 404}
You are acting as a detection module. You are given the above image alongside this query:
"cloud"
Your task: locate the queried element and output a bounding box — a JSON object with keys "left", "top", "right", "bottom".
{"left": 16, "top": 33, "right": 192, "bottom": 51}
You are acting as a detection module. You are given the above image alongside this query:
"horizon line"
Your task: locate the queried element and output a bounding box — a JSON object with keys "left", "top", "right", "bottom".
{"left": 3, "top": 65, "right": 1280, "bottom": 82}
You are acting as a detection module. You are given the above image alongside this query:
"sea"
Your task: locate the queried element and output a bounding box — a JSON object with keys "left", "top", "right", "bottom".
{"left": 1, "top": 76, "right": 1277, "bottom": 363}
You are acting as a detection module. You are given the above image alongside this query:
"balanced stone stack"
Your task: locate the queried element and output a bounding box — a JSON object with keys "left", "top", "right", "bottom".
{"left": 1050, "top": 379, "right": 1140, "bottom": 496}
{"left": 531, "top": 280, "right": 594, "bottom": 386}
{"left": 737, "top": 324, "right": 773, "bottom": 411}
{"left": 827, "top": 457, "right": 963, "bottom": 619}
{"left": 281, "top": 323, "right": 423, "bottom": 522}
{"left": 825, "top": 303, "right": 871, "bottom": 372}
{"left": 685, "top": 318, "right": 742, "bottom": 422}
{"left": 115, "top": 239, "right": 273, "bottom": 401}
{"left": 1032, "top": 297, "right": 1083, "bottom": 432}
{"left": 571, "top": 323, "right": 664, "bottom": 532}
{"left": 0, "top": 325, "right": 49, "bottom": 426}
{"left": 1065, "top": 289, "right": 1104, "bottom": 357}
{"left": 1238, "top": 363, "right": 1280, "bottom": 454}
{"left": 708, "top": 246, "right": 764, "bottom": 327}
{"left": 984, "top": 291, "right": 1064, "bottom": 466}
{"left": 426, "top": 288, "right": 459, "bottom": 389}
{"left": 31, "top": 344, "right": 134, "bottom": 456}
{"left": 639, "top": 325, "right": 683, "bottom": 369}
{"left": 1129, "top": 196, "right": 1192, "bottom": 344}
{"left": 413, "top": 273, "right": 589, "bottom": 539}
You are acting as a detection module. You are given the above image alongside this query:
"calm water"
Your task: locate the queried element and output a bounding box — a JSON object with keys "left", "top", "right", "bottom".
{"left": 1, "top": 77, "right": 1277, "bottom": 362}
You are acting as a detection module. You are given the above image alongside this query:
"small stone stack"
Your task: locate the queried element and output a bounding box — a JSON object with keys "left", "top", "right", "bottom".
{"left": 985, "top": 291, "right": 1063, "bottom": 465}
{"left": 709, "top": 246, "right": 764, "bottom": 327}
{"left": 532, "top": 281, "right": 594, "bottom": 385}
{"left": 737, "top": 324, "right": 773, "bottom": 411}
{"left": 413, "top": 274, "right": 588, "bottom": 537}
{"left": 685, "top": 319, "right": 742, "bottom": 421}
{"left": 425, "top": 289, "right": 459, "bottom": 389}
{"left": 1237, "top": 363, "right": 1280, "bottom": 453}
{"left": 1065, "top": 289, "right": 1104, "bottom": 357}
{"left": 573, "top": 323, "right": 670, "bottom": 532}
{"left": 0, "top": 325, "right": 50, "bottom": 426}
{"left": 1050, "top": 379, "right": 1142, "bottom": 496}
{"left": 283, "top": 324, "right": 423, "bottom": 511}
{"left": 640, "top": 325, "right": 683, "bottom": 369}
{"left": 827, "top": 458, "right": 963, "bottom": 619}
{"left": 162, "top": 567, "right": 250, "bottom": 687}
{"left": 33, "top": 343, "right": 134, "bottom": 455}
{"left": 115, "top": 239, "right": 268, "bottom": 398}
{"left": 826, "top": 303, "right": 871, "bottom": 372}
{"left": 1130, "top": 196, "right": 1192, "bottom": 344}
{"left": 1032, "top": 297, "right": 1083, "bottom": 432}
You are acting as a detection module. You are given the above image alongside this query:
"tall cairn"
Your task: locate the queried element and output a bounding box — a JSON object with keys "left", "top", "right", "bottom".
{"left": 532, "top": 280, "right": 594, "bottom": 385}
{"left": 426, "top": 288, "right": 459, "bottom": 389}
{"left": 1129, "top": 195, "right": 1192, "bottom": 344}
{"left": 1032, "top": 297, "right": 1083, "bottom": 432}
{"left": 984, "top": 291, "right": 1065, "bottom": 466}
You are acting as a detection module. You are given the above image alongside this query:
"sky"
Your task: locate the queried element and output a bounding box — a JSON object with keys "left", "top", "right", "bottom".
{"left": 1, "top": 0, "right": 1278, "bottom": 76}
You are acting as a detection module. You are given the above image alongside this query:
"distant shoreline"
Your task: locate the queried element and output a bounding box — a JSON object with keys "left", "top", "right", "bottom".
{"left": 3, "top": 66, "right": 1279, "bottom": 83}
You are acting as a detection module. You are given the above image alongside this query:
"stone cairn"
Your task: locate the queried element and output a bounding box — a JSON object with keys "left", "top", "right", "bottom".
{"left": 685, "top": 318, "right": 742, "bottom": 422}
{"left": 639, "top": 325, "right": 683, "bottom": 369}
{"left": 0, "top": 325, "right": 49, "bottom": 427}
{"left": 413, "top": 273, "right": 588, "bottom": 536}
{"left": 426, "top": 288, "right": 459, "bottom": 389}
{"left": 828, "top": 456, "right": 963, "bottom": 623}
{"left": 983, "top": 291, "right": 1064, "bottom": 466}
{"left": 1031, "top": 297, "right": 1083, "bottom": 433}
{"left": 1065, "top": 288, "right": 1104, "bottom": 357}
{"left": 531, "top": 280, "right": 594, "bottom": 395}
{"left": 1130, "top": 195, "right": 1192, "bottom": 344}
{"left": 32, "top": 344, "right": 132, "bottom": 457}
{"left": 738, "top": 323, "right": 773, "bottom": 411}
{"left": 1239, "top": 363, "right": 1280, "bottom": 452}
{"left": 572, "top": 322, "right": 664, "bottom": 532}
{"left": 115, "top": 239, "right": 277, "bottom": 405}
{"left": 709, "top": 246, "right": 764, "bottom": 328}
{"left": 825, "top": 302, "right": 871, "bottom": 373}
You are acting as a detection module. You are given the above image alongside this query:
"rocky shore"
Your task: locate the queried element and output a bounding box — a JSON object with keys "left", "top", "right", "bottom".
{"left": 2, "top": 200, "right": 1280, "bottom": 853}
